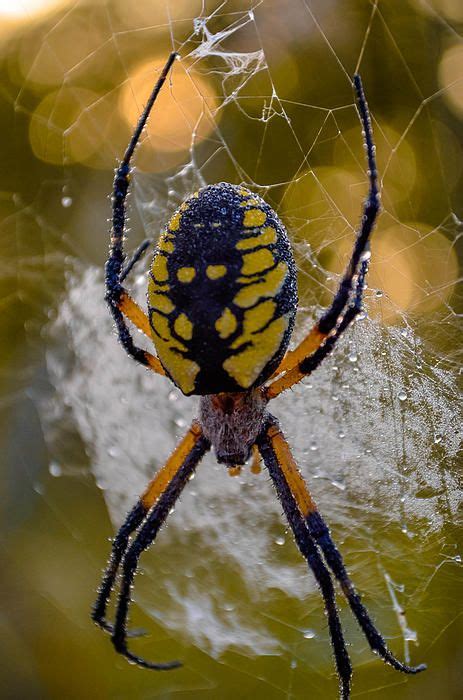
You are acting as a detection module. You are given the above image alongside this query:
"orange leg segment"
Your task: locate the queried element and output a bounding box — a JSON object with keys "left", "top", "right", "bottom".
{"left": 117, "top": 289, "right": 165, "bottom": 376}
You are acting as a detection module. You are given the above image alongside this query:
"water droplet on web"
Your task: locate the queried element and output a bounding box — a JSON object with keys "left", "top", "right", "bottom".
{"left": 188, "top": 473, "right": 196, "bottom": 481}
{"left": 338, "top": 431, "right": 345, "bottom": 439}
{"left": 61, "top": 196, "right": 73, "bottom": 208}
{"left": 375, "top": 289, "right": 383, "bottom": 297}
{"left": 175, "top": 418, "right": 187, "bottom": 428}
{"left": 397, "top": 390, "right": 408, "bottom": 401}
{"left": 223, "top": 602, "right": 235, "bottom": 612}
{"left": 348, "top": 353, "right": 357, "bottom": 363}
{"left": 275, "top": 536, "right": 285, "bottom": 546}
{"left": 434, "top": 434, "right": 442, "bottom": 444}
{"left": 290, "top": 659, "right": 297, "bottom": 670}
{"left": 331, "top": 480, "right": 346, "bottom": 491}
{"left": 309, "top": 442, "right": 318, "bottom": 451}
{"left": 452, "top": 554, "right": 461, "bottom": 563}
{"left": 303, "top": 629, "right": 316, "bottom": 639}
{"left": 168, "top": 391, "right": 178, "bottom": 401}
{"left": 49, "top": 461, "right": 62, "bottom": 477}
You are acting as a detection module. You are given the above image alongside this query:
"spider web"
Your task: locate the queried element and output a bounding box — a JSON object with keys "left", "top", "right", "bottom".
{"left": 2, "top": 1, "right": 462, "bottom": 699}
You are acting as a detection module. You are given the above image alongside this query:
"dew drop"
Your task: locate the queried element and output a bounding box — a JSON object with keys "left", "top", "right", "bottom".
{"left": 309, "top": 442, "right": 318, "bottom": 451}
{"left": 303, "top": 629, "right": 316, "bottom": 639}
{"left": 397, "top": 390, "right": 408, "bottom": 402}
{"left": 331, "top": 480, "right": 346, "bottom": 491}
{"left": 434, "top": 434, "right": 442, "bottom": 444}
{"left": 375, "top": 289, "right": 383, "bottom": 297}
{"left": 61, "top": 196, "right": 73, "bottom": 208}
{"left": 275, "top": 536, "right": 285, "bottom": 546}
{"left": 338, "top": 431, "right": 345, "bottom": 439}
{"left": 49, "top": 461, "right": 62, "bottom": 477}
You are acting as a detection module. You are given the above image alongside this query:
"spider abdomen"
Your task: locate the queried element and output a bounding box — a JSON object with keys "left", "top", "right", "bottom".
{"left": 147, "top": 183, "right": 297, "bottom": 395}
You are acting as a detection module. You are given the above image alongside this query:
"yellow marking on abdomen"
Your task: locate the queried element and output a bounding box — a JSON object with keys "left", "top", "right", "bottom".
{"left": 158, "top": 235, "right": 175, "bottom": 253}
{"left": 150, "top": 293, "right": 174, "bottom": 314}
{"left": 152, "top": 254, "right": 169, "bottom": 282}
{"left": 241, "top": 249, "right": 274, "bottom": 276}
{"left": 215, "top": 308, "right": 237, "bottom": 339}
{"left": 243, "top": 208, "right": 266, "bottom": 228}
{"left": 174, "top": 313, "right": 193, "bottom": 341}
{"left": 223, "top": 316, "right": 287, "bottom": 388}
{"left": 231, "top": 300, "right": 276, "bottom": 349}
{"left": 177, "top": 266, "right": 196, "bottom": 283}
{"left": 141, "top": 422, "right": 202, "bottom": 509}
{"left": 233, "top": 262, "right": 288, "bottom": 308}
{"left": 168, "top": 211, "right": 182, "bottom": 231}
{"left": 150, "top": 311, "right": 199, "bottom": 394}
{"left": 206, "top": 264, "right": 227, "bottom": 280}
{"left": 236, "top": 226, "right": 277, "bottom": 250}
{"left": 266, "top": 423, "right": 318, "bottom": 517}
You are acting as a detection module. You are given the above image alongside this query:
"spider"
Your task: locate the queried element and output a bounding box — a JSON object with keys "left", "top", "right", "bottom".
{"left": 92, "top": 52, "right": 426, "bottom": 698}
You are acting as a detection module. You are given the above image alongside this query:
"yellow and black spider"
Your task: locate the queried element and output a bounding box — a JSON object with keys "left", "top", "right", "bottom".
{"left": 92, "top": 53, "right": 426, "bottom": 698}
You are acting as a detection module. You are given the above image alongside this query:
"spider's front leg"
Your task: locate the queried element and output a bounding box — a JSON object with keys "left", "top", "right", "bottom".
{"left": 267, "top": 74, "right": 379, "bottom": 399}
{"left": 92, "top": 422, "right": 210, "bottom": 664}
{"left": 105, "top": 52, "right": 177, "bottom": 376}
{"left": 256, "top": 417, "right": 426, "bottom": 698}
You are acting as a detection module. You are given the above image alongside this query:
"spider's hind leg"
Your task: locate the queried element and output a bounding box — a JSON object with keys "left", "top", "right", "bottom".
{"left": 110, "top": 423, "right": 210, "bottom": 669}
{"left": 256, "top": 418, "right": 352, "bottom": 698}
{"left": 306, "top": 509, "right": 427, "bottom": 676}
{"left": 92, "top": 422, "right": 209, "bottom": 650}
{"left": 257, "top": 417, "right": 426, "bottom": 697}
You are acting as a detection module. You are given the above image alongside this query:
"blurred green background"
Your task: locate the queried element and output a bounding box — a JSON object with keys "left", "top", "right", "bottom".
{"left": 1, "top": 1, "right": 462, "bottom": 699}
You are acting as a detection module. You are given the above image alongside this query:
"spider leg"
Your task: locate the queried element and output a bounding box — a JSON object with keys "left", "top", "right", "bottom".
{"left": 110, "top": 425, "right": 210, "bottom": 669}
{"left": 256, "top": 417, "right": 352, "bottom": 699}
{"left": 92, "top": 421, "right": 207, "bottom": 639}
{"left": 266, "top": 257, "right": 368, "bottom": 399}
{"left": 105, "top": 52, "right": 177, "bottom": 375}
{"left": 268, "top": 74, "right": 379, "bottom": 397}
{"left": 121, "top": 238, "right": 153, "bottom": 283}
{"left": 257, "top": 418, "right": 426, "bottom": 689}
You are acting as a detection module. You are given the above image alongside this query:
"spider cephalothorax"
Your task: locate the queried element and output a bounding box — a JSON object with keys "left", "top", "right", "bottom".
{"left": 93, "top": 52, "right": 426, "bottom": 699}
{"left": 199, "top": 389, "right": 267, "bottom": 465}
